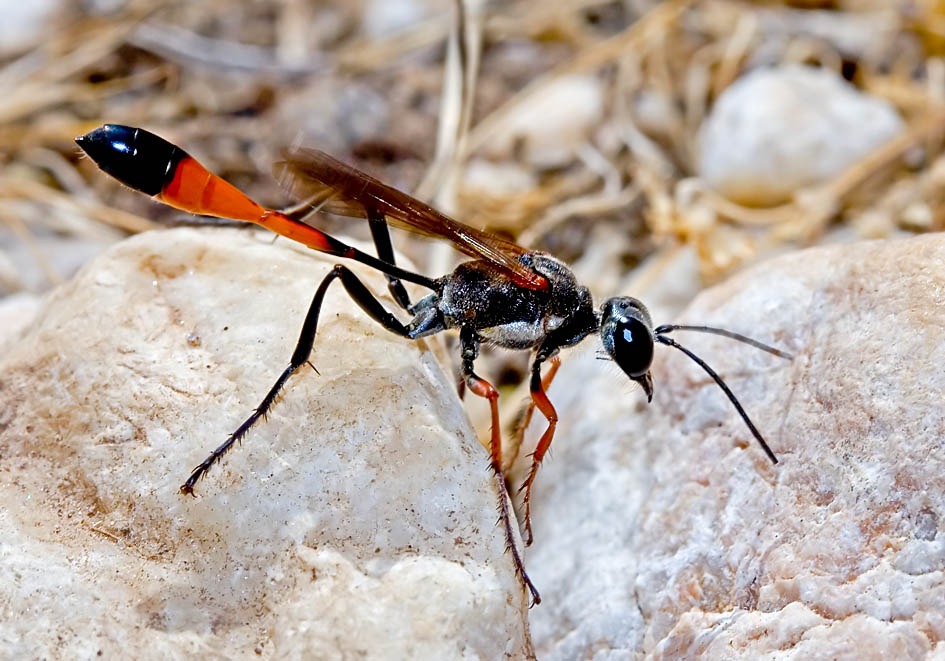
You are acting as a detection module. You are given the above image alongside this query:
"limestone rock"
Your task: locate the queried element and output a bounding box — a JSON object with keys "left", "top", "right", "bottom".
{"left": 519, "top": 234, "right": 945, "bottom": 658}
{"left": 0, "top": 228, "right": 531, "bottom": 658}
{"left": 10, "top": 223, "right": 944, "bottom": 658}
{"left": 0, "top": 0, "right": 65, "bottom": 56}
{"left": 0, "top": 292, "right": 39, "bottom": 350}
{"left": 362, "top": 0, "right": 449, "bottom": 39}
{"left": 698, "top": 65, "right": 904, "bottom": 206}
{"left": 482, "top": 75, "right": 606, "bottom": 169}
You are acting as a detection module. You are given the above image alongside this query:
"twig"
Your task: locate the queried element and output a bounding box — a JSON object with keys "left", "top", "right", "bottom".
{"left": 467, "top": 0, "right": 694, "bottom": 154}
{"left": 129, "top": 21, "right": 327, "bottom": 75}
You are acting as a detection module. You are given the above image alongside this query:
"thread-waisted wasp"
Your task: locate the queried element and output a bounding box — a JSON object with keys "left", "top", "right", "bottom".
{"left": 75, "top": 124, "right": 792, "bottom": 605}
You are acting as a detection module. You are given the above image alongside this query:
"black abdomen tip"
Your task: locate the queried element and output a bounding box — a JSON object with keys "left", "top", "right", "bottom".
{"left": 75, "top": 124, "right": 186, "bottom": 196}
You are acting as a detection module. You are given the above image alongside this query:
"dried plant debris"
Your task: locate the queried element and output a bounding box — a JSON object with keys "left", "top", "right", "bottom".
{"left": 1, "top": 0, "right": 945, "bottom": 292}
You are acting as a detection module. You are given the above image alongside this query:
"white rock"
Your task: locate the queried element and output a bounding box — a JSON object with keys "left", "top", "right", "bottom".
{"left": 698, "top": 65, "right": 904, "bottom": 206}
{"left": 0, "top": 0, "right": 64, "bottom": 56}
{"left": 362, "top": 0, "right": 449, "bottom": 39}
{"left": 463, "top": 158, "right": 537, "bottom": 195}
{"left": 276, "top": 80, "right": 390, "bottom": 155}
{"left": 0, "top": 224, "right": 119, "bottom": 295}
{"left": 0, "top": 292, "right": 39, "bottom": 349}
{"left": 631, "top": 88, "right": 682, "bottom": 140}
{"left": 518, "top": 234, "right": 945, "bottom": 657}
{"left": 756, "top": 9, "right": 900, "bottom": 62}
{"left": 483, "top": 75, "right": 606, "bottom": 168}
{"left": 0, "top": 228, "right": 531, "bottom": 658}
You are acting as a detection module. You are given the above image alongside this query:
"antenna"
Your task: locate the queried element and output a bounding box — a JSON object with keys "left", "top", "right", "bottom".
{"left": 653, "top": 328, "right": 788, "bottom": 465}
{"left": 654, "top": 324, "right": 793, "bottom": 359}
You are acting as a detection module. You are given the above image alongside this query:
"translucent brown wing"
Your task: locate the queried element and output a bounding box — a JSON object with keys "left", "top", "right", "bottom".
{"left": 274, "top": 148, "right": 548, "bottom": 291}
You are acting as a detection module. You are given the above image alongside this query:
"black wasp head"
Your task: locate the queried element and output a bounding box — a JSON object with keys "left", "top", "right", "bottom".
{"left": 599, "top": 296, "right": 655, "bottom": 402}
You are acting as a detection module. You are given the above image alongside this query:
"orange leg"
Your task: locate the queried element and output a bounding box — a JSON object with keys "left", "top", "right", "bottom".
{"left": 460, "top": 327, "right": 540, "bottom": 605}
{"left": 467, "top": 372, "right": 503, "bottom": 473}
{"left": 518, "top": 354, "right": 560, "bottom": 547}
{"left": 509, "top": 356, "right": 560, "bottom": 471}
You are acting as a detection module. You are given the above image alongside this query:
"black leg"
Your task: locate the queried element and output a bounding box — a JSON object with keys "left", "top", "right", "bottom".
{"left": 180, "top": 265, "right": 412, "bottom": 495}
{"left": 460, "top": 327, "right": 541, "bottom": 606}
{"left": 368, "top": 210, "right": 412, "bottom": 310}
{"left": 460, "top": 329, "right": 502, "bottom": 472}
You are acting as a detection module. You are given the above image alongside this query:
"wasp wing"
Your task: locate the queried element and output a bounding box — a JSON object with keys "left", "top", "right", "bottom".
{"left": 274, "top": 148, "right": 547, "bottom": 291}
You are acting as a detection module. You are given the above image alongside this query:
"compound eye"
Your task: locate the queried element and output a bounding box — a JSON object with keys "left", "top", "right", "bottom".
{"left": 613, "top": 317, "right": 653, "bottom": 378}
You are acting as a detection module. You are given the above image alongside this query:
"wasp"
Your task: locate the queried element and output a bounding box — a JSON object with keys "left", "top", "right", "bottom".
{"left": 76, "top": 124, "right": 791, "bottom": 604}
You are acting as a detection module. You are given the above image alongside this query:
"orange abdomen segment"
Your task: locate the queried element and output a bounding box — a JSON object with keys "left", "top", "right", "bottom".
{"left": 162, "top": 156, "right": 340, "bottom": 254}
{"left": 160, "top": 156, "right": 266, "bottom": 222}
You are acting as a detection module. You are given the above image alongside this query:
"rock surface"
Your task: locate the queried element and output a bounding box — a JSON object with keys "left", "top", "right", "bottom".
{"left": 9, "top": 225, "right": 945, "bottom": 658}
{"left": 482, "top": 74, "right": 606, "bottom": 169}
{"left": 698, "top": 65, "right": 904, "bottom": 206}
{"left": 0, "top": 0, "right": 64, "bottom": 56}
{"left": 0, "top": 228, "right": 531, "bottom": 658}
{"left": 362, "top": 0, "right": 449, "bottom": 39}
{"left": 518, "top": 233, "right": 945, "bottom": 658}
{"left": 0, "top": 292, "right": 39, "bottom": 350}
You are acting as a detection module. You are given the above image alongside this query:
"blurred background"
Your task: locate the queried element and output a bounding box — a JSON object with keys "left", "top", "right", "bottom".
{"left": 2, "top": 0, "right": 944, "bottom": 387}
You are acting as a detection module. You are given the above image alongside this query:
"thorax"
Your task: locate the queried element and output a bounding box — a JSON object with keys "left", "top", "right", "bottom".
{"left": 436, "top": 253, "right": 596, "bottom": 350}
